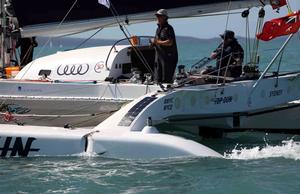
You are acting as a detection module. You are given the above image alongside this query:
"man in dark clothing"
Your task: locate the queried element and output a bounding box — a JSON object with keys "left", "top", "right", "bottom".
{"left": 151, "top": 9, "right": 178, "bottom": 83}
{"left": 208, "top": 30, "right": 244, "bottom": 78}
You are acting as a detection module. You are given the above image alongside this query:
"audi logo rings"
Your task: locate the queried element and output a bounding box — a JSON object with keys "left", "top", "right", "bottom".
{"left": 57, "top": 64, "right": 90, "bottom": 76}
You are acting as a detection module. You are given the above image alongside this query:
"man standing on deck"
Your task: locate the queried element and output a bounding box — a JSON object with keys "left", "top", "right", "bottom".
{"left": 151, "top": 9, "right": 178, "bottom": 83}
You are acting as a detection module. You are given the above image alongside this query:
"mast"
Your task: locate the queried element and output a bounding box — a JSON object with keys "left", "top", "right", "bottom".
{"left": 0, "top": 0, "right": 5, "bottom": 73}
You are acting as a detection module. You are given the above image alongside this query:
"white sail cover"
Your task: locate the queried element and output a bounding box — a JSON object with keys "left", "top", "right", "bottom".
{"left": 11, "top": 0, "right": 270, "bottom": 37}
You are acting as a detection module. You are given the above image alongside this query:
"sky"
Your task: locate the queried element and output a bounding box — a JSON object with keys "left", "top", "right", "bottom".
{"left": 72, "top": 1, "right": 300, "bottom": 40}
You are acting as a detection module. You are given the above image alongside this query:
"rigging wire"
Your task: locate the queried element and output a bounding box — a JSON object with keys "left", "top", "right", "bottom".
{"left": 0, "top": 0, "right": 79, "bottom": 114}
{"left": 68, "top": 109, "right": 118, "bottom": 128}
{"left": 72, "top": 27, "right": 104, "bottom": 50}
{"left": 286, "top": 0, "right": 293, "bottom": 13}
{"left": 18, "top": 44, "right": 33, "bottom": 67}
{"left": 258, "top": 0, "right": 266, "bottom": 6}
{"left": 246, "top": 17, "right": 251, "bottom": 63}
{"left": 242, "top": 9, "right": 251, "bottom": 64}
{"left": 19, "top": 0, "right": 79, "bottom": 80}
{"left": 251, "top": 8, "right": 265, "bottom": 64}
{"left": 216, "top": 0, "right": 231, "bottom": 84}
{"left": 109, "top": 2, "right": 132, "bottom": 37}
{"left": 107, "top": 1, "right": 154, "bottom": 76}
{"left": 222, "top": 54, "right": 233, "bottom": 84}
{"left": 35, "top": 0, "right": 78, "bottom": 61}
{"left": 275, "top": 50, "right": 284, "bottom": 87}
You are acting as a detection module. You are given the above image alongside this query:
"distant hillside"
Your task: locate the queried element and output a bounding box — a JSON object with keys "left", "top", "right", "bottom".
{"left": 36, "top": 36, "right": 224, "bottom": 47}
{"left": 36, "top": 37, "right": 116, "bottom": 48}
{"left": 36, "top": 35, "right": 293, "bottom": 49}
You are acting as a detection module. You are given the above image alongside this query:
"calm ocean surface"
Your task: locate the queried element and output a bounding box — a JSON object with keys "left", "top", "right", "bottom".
{"left": 1, "top": 36, "right": 300, "bottom": 194}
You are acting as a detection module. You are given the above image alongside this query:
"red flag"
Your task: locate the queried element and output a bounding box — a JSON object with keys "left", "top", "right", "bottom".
{"left": 257, "top": 11, "right": 300, "bottom": 41}
{"left": 270, "top": 0, "right": 287, "bottom": 9}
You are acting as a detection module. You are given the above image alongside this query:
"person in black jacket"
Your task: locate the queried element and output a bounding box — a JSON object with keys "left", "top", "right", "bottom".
{"left": 206, "top": 30, "right": 244, "bottom": 78}
{"left": 151, "top": 9, "right": 178, "bottom": 83}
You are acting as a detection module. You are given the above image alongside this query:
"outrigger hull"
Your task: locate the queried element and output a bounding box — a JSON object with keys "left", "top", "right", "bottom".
{"left": 239, "top": 101, "right": 300, "bottom": 131}
{"left": 165, "top": 101, "right": 300, "bottom": 136}
{"left": 0, "top": 124, "right": 222, "bottom": 159}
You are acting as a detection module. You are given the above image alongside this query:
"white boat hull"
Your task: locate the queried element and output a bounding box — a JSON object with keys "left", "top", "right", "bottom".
{"left": 0, "top": 125, "right": 222, "bottom": 159}
{"left": 2, "top": 73, "right": 300, "bottom": 159}
{"left": 240, "top": 101, "right": 300, "bottom": 131}
{"left": 106, "top": 72, "right": 300, "bottom": 135}
{"left": 165, "top": 101, "right": 300, "bottom": 130}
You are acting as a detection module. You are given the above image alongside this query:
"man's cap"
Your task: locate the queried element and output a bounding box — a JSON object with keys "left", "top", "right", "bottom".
{"left": 220, "top": 30, "right": 235, "bottom": 40}
{"left": 155, "top": 9, "right": 168, "bottom": 18}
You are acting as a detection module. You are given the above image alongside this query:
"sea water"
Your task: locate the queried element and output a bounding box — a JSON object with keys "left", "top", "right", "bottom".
{"left": 1, "top": 36, "right": 300, "bottom": 194}
{"left": 1, "top": 132, "right": 300, "bottom": 194}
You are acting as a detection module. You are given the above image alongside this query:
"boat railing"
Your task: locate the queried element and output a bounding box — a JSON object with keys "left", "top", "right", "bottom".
{"left": 189, "top": 57, "right": 212, "bottom": 73}
{"left": 251, "top": 34, "right": 294, "bottom": 89}
{"left": 105, "top": 36, "right": 155, "bottom": 71}
{"left": 188, "top": 52, "right": 235, "bottom": 75}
